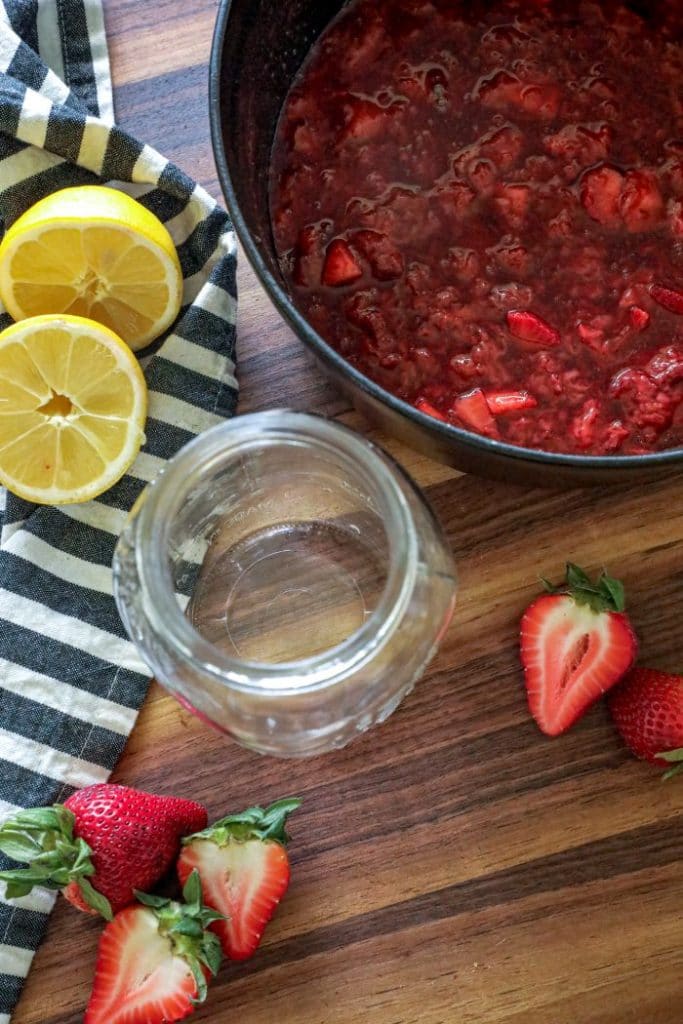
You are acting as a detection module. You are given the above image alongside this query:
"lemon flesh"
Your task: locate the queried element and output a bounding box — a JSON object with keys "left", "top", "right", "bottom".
{"left": 0, "top": 186, "right": 183, "bottom": 351}
{"left": 0, "top": 314, "right": 148, "bottom": 504}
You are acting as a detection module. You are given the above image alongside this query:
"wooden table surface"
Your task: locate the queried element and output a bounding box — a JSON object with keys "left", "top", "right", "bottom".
{"left": 13, "top": 2, "right": 683, "bottom": 1022}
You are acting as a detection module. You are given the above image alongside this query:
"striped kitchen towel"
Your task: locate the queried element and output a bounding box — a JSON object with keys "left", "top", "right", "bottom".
{"left": 0, "top": 0, "right": 238, "bottom": 1019}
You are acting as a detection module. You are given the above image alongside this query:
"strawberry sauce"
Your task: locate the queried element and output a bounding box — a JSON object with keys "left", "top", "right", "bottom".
{"left": 270, "top": 0, "right": 683, "bottom": 455}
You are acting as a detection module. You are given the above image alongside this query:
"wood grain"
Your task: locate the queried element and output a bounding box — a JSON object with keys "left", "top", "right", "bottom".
{"left": 12, "top": 4, "right": 683, "bottom": 1023}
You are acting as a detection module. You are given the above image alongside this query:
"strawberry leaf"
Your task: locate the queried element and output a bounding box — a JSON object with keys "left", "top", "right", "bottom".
{"left": 656, "top": 747, "right": 683, "bottom": 762}
{"left": 0, "top": 804, "right": 110, "bottom": 913}
{"left": 200, "top": 932, "right": 223, "bottom": 977}
{"left": 542, "top": 564, "right": 626, "bottom": 614}
{"left": 184, "top": 797, "right": 302, "bottom": 847}
{"left": 143, "top": 869, "right": 223, "bottom": 1006}
{"left": 134, "top": 890, "right": 171, "bottom": 909}
{"left": 78, "top": 878, "right": 113, "bottom": 921}
{"left": 600, "top": 573, "right": 626, "bottom": 613}
{"left": 654, "top": 748, "right": 683, "bottom": 781}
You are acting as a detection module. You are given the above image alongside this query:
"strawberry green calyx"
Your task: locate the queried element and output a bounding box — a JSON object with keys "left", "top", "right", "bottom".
{"left": 657, "top": 748, "right": 683, "bottom": 782}
{"left": 543, "top": 563, "right": 626, "bottom": 614}
{"left": 135, "top": 870, "right": 224, "bottom": 1004}
{"left": 182, "top": 797, "right": 302, "bottom": 847}
{"left": 0, "top": 804, "right": 112, "bottom": 920}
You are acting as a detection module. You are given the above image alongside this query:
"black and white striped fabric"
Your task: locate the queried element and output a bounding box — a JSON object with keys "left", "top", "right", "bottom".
{"left": 0, "top": 2, "right": 238, "bottom": 1018}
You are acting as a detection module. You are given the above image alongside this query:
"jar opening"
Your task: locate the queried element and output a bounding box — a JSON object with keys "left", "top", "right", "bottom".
{"left": 130, "top": 411, "right": 419, "bottom": 693}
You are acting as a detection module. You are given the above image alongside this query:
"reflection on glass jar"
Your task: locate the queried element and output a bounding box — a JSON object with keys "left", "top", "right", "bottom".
{"left": 113, "top": 411, "right": 456, "bottom": 757}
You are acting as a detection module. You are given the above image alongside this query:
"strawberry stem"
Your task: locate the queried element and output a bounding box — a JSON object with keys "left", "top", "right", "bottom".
{"left": 134, "top": 869, "right": 224, "bottom": 1004}
{"left": 543, "top": 563, "right": 626, "bottom": 614}
{"left": 0, "top": 804, "right": 113, "bottom": 920}
{"left": 182, "top": 797, "right": 302, "bottom": 847}
{"left": 656, "top": 747, "right": 683, "bottom": 781}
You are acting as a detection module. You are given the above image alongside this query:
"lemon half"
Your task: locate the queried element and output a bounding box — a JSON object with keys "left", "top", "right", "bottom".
{"left": 0, "top": 314, "right": 147, "bottom": 504}
{"left": 0, "top": 186, "right": 183, "bottom": 351}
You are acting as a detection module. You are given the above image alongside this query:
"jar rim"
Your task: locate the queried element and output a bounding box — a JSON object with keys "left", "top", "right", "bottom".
{"left": 127, "top": 410, "right": 420, "bottom": 693}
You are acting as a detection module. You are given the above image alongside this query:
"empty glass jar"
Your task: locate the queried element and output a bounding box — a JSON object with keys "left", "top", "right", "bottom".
{"left": 113, "top": 411, "right": 456, "bottom": 757}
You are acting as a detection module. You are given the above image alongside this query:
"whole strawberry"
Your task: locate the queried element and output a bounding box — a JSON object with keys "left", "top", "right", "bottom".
{"left": 608, "top": 668, "right": 683, "bottom": 778}
{"left": 0, "top": 783, "right": 207, "bottom": 920}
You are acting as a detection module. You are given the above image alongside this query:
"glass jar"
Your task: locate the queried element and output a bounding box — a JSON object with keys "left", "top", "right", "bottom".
{"left": 113, "top": 410, "right": 456, "bottom": 757}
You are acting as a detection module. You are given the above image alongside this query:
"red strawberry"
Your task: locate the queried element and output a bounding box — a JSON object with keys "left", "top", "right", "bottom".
{"left": 0, "top": 784, "right": 207, "bottom": 920}
{"left": 520, "top": 564, "right": 638, "bottom": 736}
{"left": 484, "top": 389, "right": 537, "bottom": 415}
{"left": 321, "top": 239, "right": 363, "bottom": 287}
{"left": 85, "top": 870, "right": 223, "bottom": 1024}
{"left": 177, "top": 799, "right": 301, "bottom": 961}
{"left": 506, "top": 309, "right": 560, "bottom": 347}
{"left": 650, "top": 284, "right": 683, "bottom": 315}
{"left": 450, "top": 388, "right": 500, "bottom": 438}
{"left": 608, "top": 669, "right": 683, "bottom": 777}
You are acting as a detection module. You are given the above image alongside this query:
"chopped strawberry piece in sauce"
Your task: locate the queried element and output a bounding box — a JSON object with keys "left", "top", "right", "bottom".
{"left": 450, "top": 388, "right": 500, "bottom": 438}
{"left": 485, "top": 390, "right": 538, "bottom": 415}
{"left": 271, "top": 0, "right": 683, "bottom": 455}
{"left": 321, "top": 239, "right": 363, "bottom": 287}
{"left": 415, "top": 398, "right": 447, "bottom": 422}
{"left": 506, "top": 310, "right": 560, "bottom": 347}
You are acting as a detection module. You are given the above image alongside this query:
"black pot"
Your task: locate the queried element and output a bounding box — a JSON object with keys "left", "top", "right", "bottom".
{"left": 208, "top": 0, "right": 683, "bottom": 486}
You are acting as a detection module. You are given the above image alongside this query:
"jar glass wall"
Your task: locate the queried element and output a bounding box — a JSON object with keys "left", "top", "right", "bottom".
{"left": 113, "top": 411, "right": 456, "bottom": 757}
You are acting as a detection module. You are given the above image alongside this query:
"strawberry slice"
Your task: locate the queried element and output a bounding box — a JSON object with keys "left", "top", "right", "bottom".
{"left": 520, "top": 564, "right": 637, "bottom": 736}
{"left": 415, "top": 398, "right": 447, "bottom": 421}
{"left": 506, "top": 309, "right": 560, "bottom": 347}
{"left": 650, "top": 284, "right": 683, "bottom": 315}
{"left": 321, "top": 239, "right": 363, "bottom": 287}
{"left": 450, "top": 388, "right": 500, "bottom": 438}
{"left": 608, "top": 669, "right": 683, "bottom": 777}
{"left": 177, "top": 799, "right": 300, "bottom": 961}
{"left": 629, "top": 306, "right": 651, "bottom": 331}
{"left": 484, "top": 389, "right": 537, "bottom": 415}
{"left": 84, "top": 871, "right": 223, "bottom": 1024}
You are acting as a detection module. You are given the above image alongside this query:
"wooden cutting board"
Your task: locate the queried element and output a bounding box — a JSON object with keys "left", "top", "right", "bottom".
{"left": 13, "top": 1, "right": 683, "bottom": 1021}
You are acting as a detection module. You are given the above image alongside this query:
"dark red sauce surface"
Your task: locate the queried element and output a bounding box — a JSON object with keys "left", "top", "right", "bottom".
{"left": 270, "top": 0, "right": 683, "bottom": 455}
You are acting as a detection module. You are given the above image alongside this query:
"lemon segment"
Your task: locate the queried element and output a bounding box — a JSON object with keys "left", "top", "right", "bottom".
{"left": 0, "top": 186, "right": 183, "bottom": 351}
{"left": 0, "top": 314, "right": 148, "bottom": 505}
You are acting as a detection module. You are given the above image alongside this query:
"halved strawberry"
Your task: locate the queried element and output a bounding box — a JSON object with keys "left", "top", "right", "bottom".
{"left": 520, "top": 564, "right": 637, "bottom": 736}
{"left": 177, "top": 799, "right": 301, "bottom": 961}
{"left": 450, "top": 388, "right": 500, "bottom": 438}
{"left": 84, "top": 871, "right": 223, "bottom": 1024}
{"left": 484, "top": 389, "right": 537, "bottom": 415}
{"left": 650, "top": 284, "right": 683, "bottom": 315}
{"left": 321, "top": 239, "right": 363, "bottom": 287}
{"left": 506, "top": 309, "right": 560, "bottom": 347}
